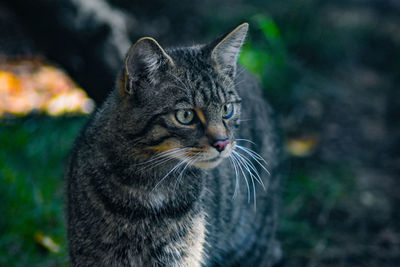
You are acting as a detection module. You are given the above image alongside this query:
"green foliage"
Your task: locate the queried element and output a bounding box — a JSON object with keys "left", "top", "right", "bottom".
{"left": 240, "top": 15, "right": 286, "bottom": 73}
{"left": 239, "top": 15, "right": 294, "bottom": 107}
{"left": 0, "top": 116, "right": 87, "bottom": 266}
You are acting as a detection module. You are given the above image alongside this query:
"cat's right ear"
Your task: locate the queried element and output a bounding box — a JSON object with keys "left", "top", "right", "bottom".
{"left": 209, "top": 23, "right": 248, "bottom": 78}
{"left": 122, "top": 37, "right": 175, "bottom": 96}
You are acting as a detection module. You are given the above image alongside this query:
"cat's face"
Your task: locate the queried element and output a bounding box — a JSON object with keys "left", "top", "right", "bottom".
{"left": 143, "top": 66, "right": 242, "bottom": 169}
{"left": 120, "top": 24, "right": 248, "bottom": 169}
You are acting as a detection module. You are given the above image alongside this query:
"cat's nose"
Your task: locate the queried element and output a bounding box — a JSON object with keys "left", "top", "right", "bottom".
{"left": 212, "top": 138, "right": 230, "bottom": 152}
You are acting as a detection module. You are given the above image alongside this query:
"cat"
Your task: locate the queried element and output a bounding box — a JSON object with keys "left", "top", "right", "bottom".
{"left": 66, "top": 23, "right": 283, "bottom": 266}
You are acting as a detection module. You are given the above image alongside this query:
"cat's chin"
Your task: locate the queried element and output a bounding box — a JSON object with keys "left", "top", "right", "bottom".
{"left": 193, "top": 157, "right": 224, "bottom": 169}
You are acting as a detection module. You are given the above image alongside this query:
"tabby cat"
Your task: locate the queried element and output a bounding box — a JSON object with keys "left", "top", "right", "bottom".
{"left": 67, "top": 23, "right": 282, "bottom": 266}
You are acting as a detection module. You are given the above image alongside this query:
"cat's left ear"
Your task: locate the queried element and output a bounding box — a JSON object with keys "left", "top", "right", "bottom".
{"left": 209, "top": 23, "right": 248, "bottom": 78}
{"left": 123, "top": 37, "right": 174, "bottom": 95}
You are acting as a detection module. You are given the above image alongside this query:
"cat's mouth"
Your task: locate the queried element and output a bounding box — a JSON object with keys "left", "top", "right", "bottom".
{"left": 191, "top": 142, "right": 235, "bottom": 169}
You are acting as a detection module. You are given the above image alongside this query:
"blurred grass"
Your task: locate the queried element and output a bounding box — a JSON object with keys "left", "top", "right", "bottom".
{"left": 0, "top": 116, "right": 87, "bottom": 266}
{"left": 279, "top": 160, "right": 357, "bottom": 265}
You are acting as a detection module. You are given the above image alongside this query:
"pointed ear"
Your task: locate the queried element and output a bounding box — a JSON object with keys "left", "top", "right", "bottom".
{"left": 210, "top": 23, "right": 248, "bottom": 78}
{"left": 123, "top": 37, "right": 174, "bottom": 95}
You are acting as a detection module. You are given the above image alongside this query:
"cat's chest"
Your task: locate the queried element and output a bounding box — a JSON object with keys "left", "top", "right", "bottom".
{"left": 184, "top": 214, "right": 207, "bottom": 266}
{"left": 164, "top": 213, "right": 206, "bottom": 267}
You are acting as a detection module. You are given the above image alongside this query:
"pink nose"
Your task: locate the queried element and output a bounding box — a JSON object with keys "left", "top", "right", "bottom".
{"left": 212, "top": 139, "right": 230, "bottom": 152}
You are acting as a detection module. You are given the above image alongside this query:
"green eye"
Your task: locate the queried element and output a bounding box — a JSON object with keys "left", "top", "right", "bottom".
{"left": 222, "top": 103, "right": 234, "bottom": 119}
{"left": 175, "top": 109, "right": 195, "bottom": 125}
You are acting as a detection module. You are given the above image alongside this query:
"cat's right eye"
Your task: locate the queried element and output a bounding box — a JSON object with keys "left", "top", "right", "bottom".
{"left": 175, "top": 109, "right": 195, "bottom": 125}
{"left": 222, "top": 103, "right": 234, "bottom": 119}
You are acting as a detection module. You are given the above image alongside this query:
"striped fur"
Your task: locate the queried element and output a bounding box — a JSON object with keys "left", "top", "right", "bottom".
{"left": 67, "top": 23, "right": 283, "bottom": 266}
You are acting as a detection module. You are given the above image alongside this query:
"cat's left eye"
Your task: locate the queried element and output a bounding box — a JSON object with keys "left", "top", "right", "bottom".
{"left": 175, "top": 109, "right": 195, "bottom": 125}
{"left": 222, "top": 103, "right": 234, "bottom": 119}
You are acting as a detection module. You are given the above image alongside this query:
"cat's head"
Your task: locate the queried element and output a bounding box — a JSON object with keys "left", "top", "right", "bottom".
{"left": 118, "top": 23, "right": 248, "bottom": 169}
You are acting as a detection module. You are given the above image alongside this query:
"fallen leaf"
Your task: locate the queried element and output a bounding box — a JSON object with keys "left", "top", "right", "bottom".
{"left": 286, "top": 137, "right": 318, "bottom": 157}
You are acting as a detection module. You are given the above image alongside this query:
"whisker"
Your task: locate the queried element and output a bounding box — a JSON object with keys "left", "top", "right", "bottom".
{"left": 250, "top": 167, "right": 256, "bottom": 211}
{"left": 236, "top": 144, "right": 268, "bottom": 164}
{"left": 228, "top": 155, "right": 240, "bottom": 200}
{"left": 232, "top": 151, "right": 259, "bottom": 210}
{"left": 151, "top": 159, "right": 187, "bottom": 192}
{"left": 233, "top": 78, "right": 248, "bottom": 87}
{"left": 235, "top": 138, "right": 257, "bottom": 146}
{"left": 229, "top": 138, "right": 275, "bottom": 207}
{"left": 173, "top": 154, "right": 199, "bottom": 192}
{"left": 143, "top": 150, "right": 190, "bottom": 171}
{"left": 138, "top": 150, "right": 189, "bottom": 172}
{"left": 231, "top": 153, "right": 251, "bottom": 203}
{"left": 235, "top": 145, "right": 270, "bottom": 175}
{"left": 232, "top": 150, "right": 265, "bottom": 190}
{"left": 235, "top": 67, "right": 247, "bottom": 78}
{"left": 138, "top": 146, "right": 201, "bottom": 172}
{"left": 232, "top": 150, "right": 264, "bottom": 186}
{"left": 135, "top": 147, "right": 187, "bottom": 166}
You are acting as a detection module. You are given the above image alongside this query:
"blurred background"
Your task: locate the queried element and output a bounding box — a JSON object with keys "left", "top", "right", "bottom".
{"left": 0, "top": 0, "right": 399, "bottom": 266}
